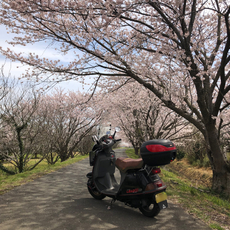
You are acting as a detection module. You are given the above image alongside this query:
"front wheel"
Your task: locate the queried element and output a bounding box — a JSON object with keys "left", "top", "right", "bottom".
{"left": 87, "top": 179, "right": 106, "bottom": 200}
{"left": 139, "top": 200, "right": 160, "bottom": 217}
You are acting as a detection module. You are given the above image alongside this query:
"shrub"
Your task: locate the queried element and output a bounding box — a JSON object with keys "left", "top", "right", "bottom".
{"left": 175, "top": 145, "right": 186, "bottom": 160}
{"left": 176, "top": 149, "right": 186, "bottom": 160}
{"left": 185, "top": 135, "right": 207, "bottom": 166}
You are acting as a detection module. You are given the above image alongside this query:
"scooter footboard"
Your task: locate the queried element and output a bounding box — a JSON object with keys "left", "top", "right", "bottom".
{"left": 96, "top": 172, "right": 118, "bottom": 190}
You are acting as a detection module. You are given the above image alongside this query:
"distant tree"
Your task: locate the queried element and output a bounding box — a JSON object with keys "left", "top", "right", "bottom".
{"left": 0, "top": 65, "right": 11, "bottom": 168}
{"left": 77, "top": 133, "right": 95, "bottom": 155}
{"left": 103, "top": 83, "right": 189, "bottom": 155}
{"left": 0, "top": 82, "right": 45, "bottom": 173}
{"left": 38, "top": 89, "right": 101, "bottom": 162}
{"left": 0, "top": 65, "right": 10, "bottom": 102}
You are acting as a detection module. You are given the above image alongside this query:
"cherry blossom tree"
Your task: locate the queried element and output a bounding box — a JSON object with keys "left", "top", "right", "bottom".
{"left": 0, "top": 69, "right": 16, "bottom": 174}
{"left": 0, "top": 0, "right": 230, "bottom": 193}
{"left": 37, "top": 89, "right": 101, "bottom": 162}
{"left": 77, "top": 132, "right": 96, "bottom": 155}
{"left": 217, "top": 108, "right": 230, "bottom": 152}
{"left": 0, "top": 83, "right": 44, "bottom": 173}
{"left": 102, "top": 83, "right": 190, "bottom": 155}
{"left": 0, "top": 66, "right": 9, "bottom": 102}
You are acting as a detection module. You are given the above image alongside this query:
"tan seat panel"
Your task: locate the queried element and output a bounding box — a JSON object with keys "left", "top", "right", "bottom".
{"left": 115, "top": 157, "right": 143, "bottom": 173}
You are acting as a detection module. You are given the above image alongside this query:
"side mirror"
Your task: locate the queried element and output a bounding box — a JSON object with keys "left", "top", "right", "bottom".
{"left": 112, "top": 127, "right": 121, "bottom": 138}
{"left": 115, "top": 127, "right": 121, "bottom": 132}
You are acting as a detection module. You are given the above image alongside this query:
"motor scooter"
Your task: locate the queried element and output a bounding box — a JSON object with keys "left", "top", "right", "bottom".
{"left": 86, "top": 129, "right": 176, "bottom": 217}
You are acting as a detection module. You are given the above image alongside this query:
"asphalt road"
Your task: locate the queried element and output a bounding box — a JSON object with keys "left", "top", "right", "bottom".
{"left": 0, "top": 149, "right": 211, "bottom": 230}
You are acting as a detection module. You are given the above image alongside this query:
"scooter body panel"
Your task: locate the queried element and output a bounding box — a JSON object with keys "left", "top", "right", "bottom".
{"left": 92, "top": 150, "right": 119, "bottom": 193}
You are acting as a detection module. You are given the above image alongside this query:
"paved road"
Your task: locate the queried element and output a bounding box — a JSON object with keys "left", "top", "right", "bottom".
{"left": 0, "top": 149, "right": 211, "bottom": 230}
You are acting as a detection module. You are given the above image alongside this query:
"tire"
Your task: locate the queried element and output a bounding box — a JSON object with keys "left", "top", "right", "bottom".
{"left": 87, "top": 179, "right": 106, "bottom": 200}
{"left": 139, "top": 200, "right": 160, "bottom": 217}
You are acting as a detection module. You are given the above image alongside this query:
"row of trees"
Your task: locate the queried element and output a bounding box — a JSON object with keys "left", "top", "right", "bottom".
{"left": 0, "top": 0, "right": 230, "bottom": 194}
{"left": 1, "top": 75, "right": 229, "bottom": 174}
{"left": 103, "top": 82, "right": 230, "bottom": 156}
{"left": 101, "top": 83, "right": 192, "bottom": 155}
{"left": 0, "top": 78, "right": 100, "bottom": 173}
{"left": 0, "top": 75, "right": 203, "bottom": 174}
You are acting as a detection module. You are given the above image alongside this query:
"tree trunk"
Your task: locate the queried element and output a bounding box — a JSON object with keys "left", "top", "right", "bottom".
{"left": 59, "top": 150, "right": 69, "bottom": 162}
{"left": 60, "top": 154, "right": 68, "bottom": 162}
{"left": 16, "top": 127, "right": 24, "bottom": 173}
{"left": 205, "top": 123, "right": 230, "bottom": 196}
{"left": 34, "top": 152, "right": 38, "bottom": 159}
{"left": 134, "top": 147, "right": 139, "bottom": 156}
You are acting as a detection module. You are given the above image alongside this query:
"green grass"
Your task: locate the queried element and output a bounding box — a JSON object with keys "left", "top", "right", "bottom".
{"left": 125, "top": 148, "right": 140, "bottom": 159}
{"left": 0, "top": 155, "right": 88, "bottom": 195}
{"left": 126, "top": 148, "right": 230, "bottom": 230}
{"left": 227, "top": 152, "right": 230, "bottom": 161}
{"left": 209, "top": 224, "right": 225, "bottom": 230}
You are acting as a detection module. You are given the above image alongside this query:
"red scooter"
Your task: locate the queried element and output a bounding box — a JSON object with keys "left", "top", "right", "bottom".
{"left": 86, "top": 129, "right": 176, "bottom": 217}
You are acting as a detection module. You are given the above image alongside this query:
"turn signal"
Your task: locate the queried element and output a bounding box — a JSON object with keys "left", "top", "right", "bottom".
{"left": 156, "top": 182, "right": 163, "bottom": 187}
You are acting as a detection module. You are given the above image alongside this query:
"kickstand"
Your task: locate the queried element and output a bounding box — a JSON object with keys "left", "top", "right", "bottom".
{"left": 107, "top": 198, "right": 116, "bottom": 210}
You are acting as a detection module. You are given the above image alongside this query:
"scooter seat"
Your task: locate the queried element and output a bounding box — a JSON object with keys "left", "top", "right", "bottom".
{"left": 115, "top": 157, "right": 143, "bottom": 172}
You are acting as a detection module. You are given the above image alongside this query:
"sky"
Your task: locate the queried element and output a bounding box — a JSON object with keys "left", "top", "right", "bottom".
{"left": 0, "top": 25, "right": 90, "bottom": 93}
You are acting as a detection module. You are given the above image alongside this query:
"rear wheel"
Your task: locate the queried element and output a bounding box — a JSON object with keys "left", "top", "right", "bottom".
{"left": 139, "top": 200, "right": 160, "bottom": 217}
{"left": 87, "top": 179, "right": 106, "bottom": 200}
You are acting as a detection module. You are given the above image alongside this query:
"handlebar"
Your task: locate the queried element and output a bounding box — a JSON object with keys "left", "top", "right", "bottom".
{"left": 101, "top": 138, "right": 121, "bottom": 149}
{"left": 92, "top": 129, "right": 121, "bottom": 151}
{"left": 115, "top": 139, "right": 121, "bottom": 142}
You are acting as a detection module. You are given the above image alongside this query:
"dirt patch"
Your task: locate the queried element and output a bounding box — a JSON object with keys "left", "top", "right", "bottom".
{"left": 167, "top": 158, "right": 212, "bottom": 188}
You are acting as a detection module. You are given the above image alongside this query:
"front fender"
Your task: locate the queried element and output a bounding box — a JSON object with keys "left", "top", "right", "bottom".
{"left": 86, "top": 172, "right": 92, "bottom": 178}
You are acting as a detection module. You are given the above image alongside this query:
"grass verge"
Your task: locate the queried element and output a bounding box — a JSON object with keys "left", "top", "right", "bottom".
{"left": 0, "top": 155, "right": 88, "bottom": 195}
{"left": 126, "top": 149, "right": 230, "bottom": 230}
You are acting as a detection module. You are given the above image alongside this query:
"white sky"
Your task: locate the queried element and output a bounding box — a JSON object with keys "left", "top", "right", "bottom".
{"left": 0, "top": 25, "right": 89, "bottom": 92}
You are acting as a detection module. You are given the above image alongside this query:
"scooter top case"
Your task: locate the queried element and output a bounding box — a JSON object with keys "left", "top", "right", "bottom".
{"left": 140, "top": 139, "right": 176, "bottom": 166}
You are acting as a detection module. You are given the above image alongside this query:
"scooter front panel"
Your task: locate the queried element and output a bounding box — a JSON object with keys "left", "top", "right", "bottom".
{"left": 93, "top": 152, "right": 118, "bottom": 191}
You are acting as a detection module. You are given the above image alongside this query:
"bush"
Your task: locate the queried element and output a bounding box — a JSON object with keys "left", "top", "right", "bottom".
{"left": 176, "top": 146, "right": 186, "bottom": 160}
{"left": 187, "top": 155, "right": 210, "bottom": 168}
{"left": 176, "top": 149, "right": 186, "bottom": 160}
{"left": 185, "top": 135, "right": 207, "bottom": 167}
{"left": 201, "top": 156, "right": 211, "bottom": 168}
